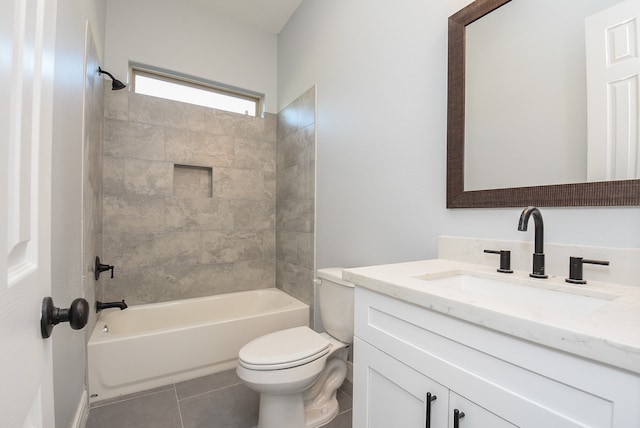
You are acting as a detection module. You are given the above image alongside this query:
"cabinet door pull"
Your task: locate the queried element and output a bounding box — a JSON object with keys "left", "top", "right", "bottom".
{"left": 425, "top": 392, "right": 437, "bottom": 428}
{"left": 454, "top": 409, "right": 465, "bottom": 428}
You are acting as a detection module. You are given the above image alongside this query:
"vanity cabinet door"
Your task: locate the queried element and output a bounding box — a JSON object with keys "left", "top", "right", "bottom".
{"left": 353, "top": 337, "right": 449, "bottom": 428}
{"left": 448, "top": 392, "right": 516, "bottom": 428}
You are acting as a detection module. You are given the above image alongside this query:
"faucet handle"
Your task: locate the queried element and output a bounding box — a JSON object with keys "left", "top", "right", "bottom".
{"left": 95, "top": 256, "right": 115, "bottom": 280}
{"left": 565, "top": 257, "right": 609, "bottom": 284}
{"left": 484, "top": 249, "right": 513, "bottom": 274}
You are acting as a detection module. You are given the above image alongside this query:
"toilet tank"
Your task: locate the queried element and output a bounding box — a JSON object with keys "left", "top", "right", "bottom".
{"left": 317, "top": 268, "right": 354, "bottom": 344}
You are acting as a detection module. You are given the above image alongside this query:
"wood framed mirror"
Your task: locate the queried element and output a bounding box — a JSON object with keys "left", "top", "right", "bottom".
{"left": 446, "top": 0, "right": 640, "bottom": 208}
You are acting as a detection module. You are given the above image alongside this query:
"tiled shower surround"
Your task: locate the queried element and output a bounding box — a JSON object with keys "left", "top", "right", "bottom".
{"left": 276, "top": 87, "right": 316, "bottom": 316}
{"left": 100, "top": 86, "right": 315, "bottom": 312}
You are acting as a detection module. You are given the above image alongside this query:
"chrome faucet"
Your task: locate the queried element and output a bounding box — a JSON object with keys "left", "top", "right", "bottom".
{"left": 517, "top": 206, "right": 548, "bottom": 278}
{"left": 96, "top": 300, "right": 128, "bottom": 312}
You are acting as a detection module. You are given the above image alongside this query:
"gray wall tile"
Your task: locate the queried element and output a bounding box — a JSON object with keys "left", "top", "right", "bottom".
{"left": 277, "top": 162, "right": 315, "bottom": 201}
{"left": 276, "top": 260, "right": 314, "bottom": 307}
{"left": 124, "top": 159, "right": 173, "bottom": 197}
{"left": 235, "top": 138, "right": 276, "bottom": 172}
{"left": 129, "top": 93, "right": 204, "bottom": 130}
{"left": 277, "top": 105, "right": 297, "bottom": 137}
{"left": 233, "top": 200, "right": 276, "bottom": 231}
{"left": 275, "top": 87, "right": 316, "bottom": 313}
{"left": 103, "top": 83, "right": 128, "bottom": 121}
{"left": 231, "top": 260, "right": 276, "bottom": 288}
{"left": 213, "top": 168, "right": 265, "bottom": 200}
{"left": 173, "top": 165, "right": 212, "bottom": 198}
{"left": 104, "top": 119, "right": 165, "bottom": 161}
{"left": 165, "top": 198, "right": 233, "bottom": 231}
{"left": 102, "top": 88, "right": 309, "bottom": 306}
{"left": 103, "top": 157, "right": 125, "bottom": 196}
{"left": 297, "top": 86, "right": 316, "bottom": 130}
{"left": 199, "top": 230, "right": 274, "bottom": 265}
{"left": 83, "top": 72, "right": 105, "bottom": 336}
{"left": 103, "top": 195, "right": 165, "bottom": 232}
{"left": 277, "top": 230, "right": 299, "bottom": 265}
{"left": 263, "top": 171, "right": 276, "bottom": 200}
{"left": 204, "top": 109, "right": 265, "bottom": 140}
{"left": 298, "top": 233, "right": 315, "bottom": 270}
{"left": 165, "top": 128, "right": 234, "bottom": 167}
{"left": 103, "top": 266, "right": 174, "bottom": 304}
{"left": 278, "top": 124, "right": 315, "bottom": 169}
{"left": 277, "top": 199, "right": 314, "bottom": 233}
{"left": 264, "top": 113, "right": 277, "bottom": 143}
{"left": 135, "top": 232, "right": 202, "bottom": 267}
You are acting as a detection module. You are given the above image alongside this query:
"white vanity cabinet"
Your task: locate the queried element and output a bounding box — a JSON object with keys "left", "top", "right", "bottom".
{"left": 353, "top": 287, "right": 640, "bottom": 428}
{"left": 354, "top": 338, "right": 515, "bottom": 427}
{"left": 354, "top": 337, "right": 450, "bottom": 427}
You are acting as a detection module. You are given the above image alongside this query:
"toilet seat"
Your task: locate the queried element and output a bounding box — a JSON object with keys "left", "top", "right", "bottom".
{"left": 238, "top": 326, "right": 331, "bottom": 371}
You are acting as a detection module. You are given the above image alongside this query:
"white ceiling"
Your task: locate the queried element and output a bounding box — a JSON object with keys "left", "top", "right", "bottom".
{"left": 186, "top": 0, "right": 303, "bottom": 34}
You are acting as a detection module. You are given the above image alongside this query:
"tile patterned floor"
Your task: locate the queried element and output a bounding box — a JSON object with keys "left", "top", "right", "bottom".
{"left": 86, "top": 369, "right": 353, "bottom": 428}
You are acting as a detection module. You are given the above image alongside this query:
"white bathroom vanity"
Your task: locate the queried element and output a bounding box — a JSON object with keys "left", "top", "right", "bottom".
{"left": 345, "top": 259, "right": 640, "bottom": 427}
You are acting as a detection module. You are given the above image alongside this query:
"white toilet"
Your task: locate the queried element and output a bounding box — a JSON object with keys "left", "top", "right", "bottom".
{"left": 237, "top": 268, "right": 354, "bottom": 428}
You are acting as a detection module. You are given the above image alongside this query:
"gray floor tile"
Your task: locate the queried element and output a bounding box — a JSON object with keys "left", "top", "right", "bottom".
{"left": 86, "top": 389, "right": 182, "bottom": 428}
{"left": 86, "top": 370, "right": 352, "bottom": 428}
{"left": 324, "top": 409, "right": 352, "bottom": 428}
{"left": 179, "top": 383, "right": 259, "bottom": 428}
{"left": 336, "top": 389, "right": 352, "bottom": 413}
{"left": 175, "top": 369, "right": 242, "bottom": 400}
{"left": 339, "top": 379, "right": 353, "bottom": 399}
{"left": 90, "top": 384, "right": 175, "bottom": 407}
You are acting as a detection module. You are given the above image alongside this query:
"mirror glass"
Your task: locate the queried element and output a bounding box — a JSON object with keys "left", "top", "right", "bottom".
{"left": 447, "top": 0, "right": 640, "bottom": 207}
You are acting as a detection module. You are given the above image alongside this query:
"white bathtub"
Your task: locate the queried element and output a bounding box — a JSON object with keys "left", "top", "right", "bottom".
{"left": 87, "top": 288, "right": 308, "bottom": 402}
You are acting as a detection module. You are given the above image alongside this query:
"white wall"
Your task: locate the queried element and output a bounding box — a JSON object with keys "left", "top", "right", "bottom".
{"left": 278, "top": 0, "right": 640, "bottom": 272}
{"left": 52, "top": 1, "right": 106, "bottom": 426}
{"left": 104, "top": 0, "right": 279, "bottom": 113}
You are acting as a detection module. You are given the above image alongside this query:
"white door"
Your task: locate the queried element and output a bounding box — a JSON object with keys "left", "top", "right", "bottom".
{"left": 586, "top": 0, "right": 640, "bottom": 181}
{"left": 0, "top": 0, "right": 58, "bottom": 427}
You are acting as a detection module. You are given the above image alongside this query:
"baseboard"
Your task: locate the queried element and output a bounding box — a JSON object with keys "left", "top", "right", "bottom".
{"left": 346, "top": 360, "right": 353, "bottom": 384}
{"left": 72, "top": 390, "right": 89, "bottom": 428}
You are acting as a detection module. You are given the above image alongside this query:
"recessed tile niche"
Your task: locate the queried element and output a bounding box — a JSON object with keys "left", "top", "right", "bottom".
{"left": 173, "top": 164, "right": 212, "bottom": 198}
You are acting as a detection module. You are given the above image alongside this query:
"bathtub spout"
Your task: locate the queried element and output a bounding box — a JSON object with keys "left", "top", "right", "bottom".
{"left": 96, "top": 300, "right": 127, "bottom": 312}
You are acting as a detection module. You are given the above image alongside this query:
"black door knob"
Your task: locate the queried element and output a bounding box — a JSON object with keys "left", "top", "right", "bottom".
{"left": 41, "top": 297, "right": 89, "bottom": 339}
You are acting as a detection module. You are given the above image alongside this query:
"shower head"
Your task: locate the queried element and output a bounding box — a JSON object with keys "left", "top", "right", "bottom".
{"left": 98, "top": 67, "right": 127, "bottom": 90}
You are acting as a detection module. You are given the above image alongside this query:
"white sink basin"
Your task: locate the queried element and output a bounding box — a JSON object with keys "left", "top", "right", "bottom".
{"left": 416, "top": 273, "right": 618, "bottom": 316}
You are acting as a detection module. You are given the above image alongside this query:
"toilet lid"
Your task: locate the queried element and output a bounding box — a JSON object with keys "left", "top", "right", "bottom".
{"left": 238, "top": 326, "right": 331, "bottom": 370}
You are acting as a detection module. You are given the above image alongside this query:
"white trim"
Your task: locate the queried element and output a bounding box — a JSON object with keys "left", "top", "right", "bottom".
{"left": 71, "top": 391, "right": 89, "bottom": 428}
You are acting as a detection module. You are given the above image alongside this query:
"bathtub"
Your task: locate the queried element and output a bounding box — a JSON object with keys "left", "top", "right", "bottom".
{"left": 87, "top": 288, "right": 308, "bottom": 402}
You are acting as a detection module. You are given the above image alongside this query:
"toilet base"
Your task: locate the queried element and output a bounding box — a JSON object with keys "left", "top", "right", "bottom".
{"left": 258, "top": 393, "right": 306, "bottom": 428}
{"left": 255, "top": 354, "right": 348, "bottom": 428}
{"left": 302, "top": 354, "right": 347, "bottom": 427}
{"left": 256, "top": 392, "right": 339, "bottom": 428}
{"left": 304, "top": 397, "right": 339, "bottom": 428}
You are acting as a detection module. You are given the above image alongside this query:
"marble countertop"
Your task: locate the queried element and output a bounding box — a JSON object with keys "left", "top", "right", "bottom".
{"left": 344, "top": 259, "right": 640, "bottom": 375}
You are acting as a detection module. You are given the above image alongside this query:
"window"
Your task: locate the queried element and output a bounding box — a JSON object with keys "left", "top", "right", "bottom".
{"left": 131, "top": 67, "right": 262, "bottom": 117}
